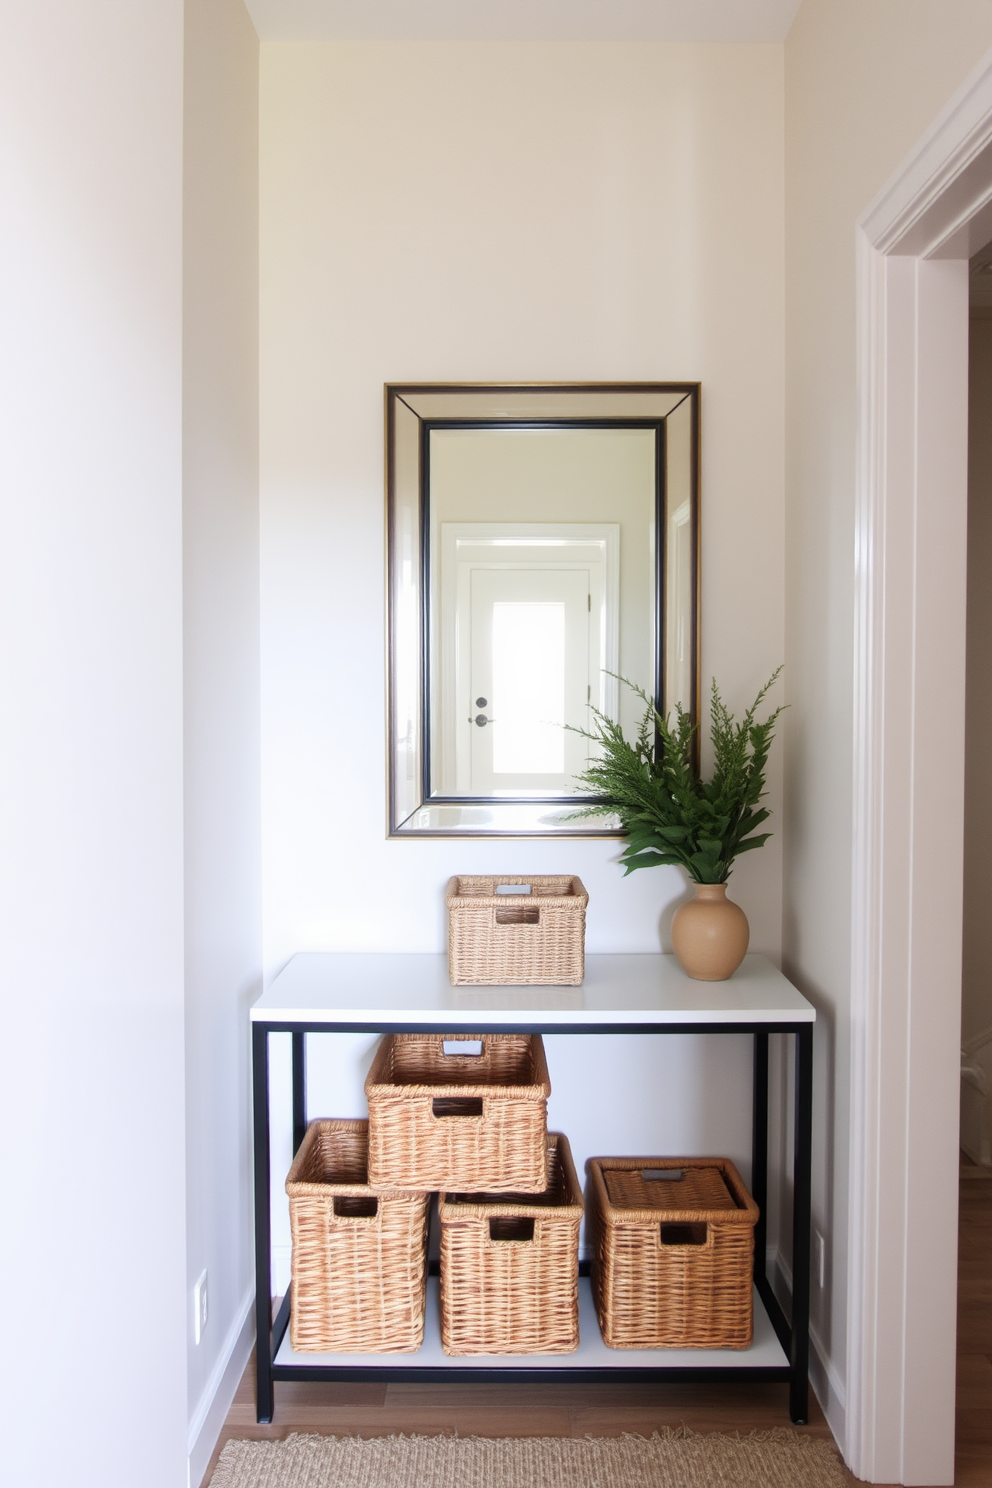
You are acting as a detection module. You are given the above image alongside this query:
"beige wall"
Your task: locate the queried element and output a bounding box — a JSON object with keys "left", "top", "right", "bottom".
{"left": 182, "top": 0, "right": 260, "bottom": 1475}
{"left": 963, "top": 312, "right": 992, "bottom": 1046}
{"left": 784, "top": 0, "right": 992, "bottom": 1437}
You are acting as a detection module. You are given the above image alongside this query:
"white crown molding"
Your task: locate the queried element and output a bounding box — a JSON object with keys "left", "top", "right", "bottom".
{"left": 244, "top": 0, "right": 803, "bottom": 46}
{"left": 861, "top": 46, "right": 992, "bottom": 259}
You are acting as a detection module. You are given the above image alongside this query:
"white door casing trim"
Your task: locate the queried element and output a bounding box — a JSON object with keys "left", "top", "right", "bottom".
{"left": 849, "top": 46, "right": 992, "bottom": 1486}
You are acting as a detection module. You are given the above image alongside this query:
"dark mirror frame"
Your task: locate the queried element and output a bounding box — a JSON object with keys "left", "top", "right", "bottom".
{"left": 385, "top": 383, "right": 700, "bottom": 838}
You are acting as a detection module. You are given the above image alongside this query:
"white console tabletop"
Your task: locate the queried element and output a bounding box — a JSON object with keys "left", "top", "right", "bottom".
{"left": 252, "top": 951, "right": 815, "bottom": 1027}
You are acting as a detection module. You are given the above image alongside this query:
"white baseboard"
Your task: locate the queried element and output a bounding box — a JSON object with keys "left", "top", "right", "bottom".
{"left": 767, "top": 1247, "right": 847, "bottom": 1453}
{"left": 187, "top": 1287, "right": 255, "bottom": 1488}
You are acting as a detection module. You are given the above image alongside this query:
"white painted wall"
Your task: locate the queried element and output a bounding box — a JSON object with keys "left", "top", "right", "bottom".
{"left": 258, "top": 37, "right": 788, "bottom": 1281}
{"left": 182, "top": 1, "right": 260, "bottom": 1482}
{"left": 0, "top": 3, "right": 188, "bottom": 1485}
{"left": 783, "top": 0, "right": 992, "bottom": 1454}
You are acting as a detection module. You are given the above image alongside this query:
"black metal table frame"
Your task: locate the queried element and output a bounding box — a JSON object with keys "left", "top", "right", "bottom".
{"left": 252, "top": 1018, "right": 813, "bottom": 1424}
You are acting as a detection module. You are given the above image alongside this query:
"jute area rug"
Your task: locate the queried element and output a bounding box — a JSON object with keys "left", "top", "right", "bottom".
{"left": 209, "top": 1430, "right": 849, "bottom": 1488}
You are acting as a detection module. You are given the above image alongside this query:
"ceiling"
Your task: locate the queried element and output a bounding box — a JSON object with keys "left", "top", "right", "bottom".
{"left": 243, "top": 0, "right": 804, "bottom": 44}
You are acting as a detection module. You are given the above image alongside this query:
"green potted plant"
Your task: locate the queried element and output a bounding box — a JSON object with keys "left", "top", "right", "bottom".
{"left": 570, "top": 669, "right": 784, "bottom": 980}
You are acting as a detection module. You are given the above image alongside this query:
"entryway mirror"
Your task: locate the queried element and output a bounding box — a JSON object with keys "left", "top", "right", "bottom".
{"left": 386, "top": 383, "right": 699, "bottom": 835}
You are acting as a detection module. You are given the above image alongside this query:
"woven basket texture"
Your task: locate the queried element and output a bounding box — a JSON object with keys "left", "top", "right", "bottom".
{"left": 586, "top": 1156, "right": 759, "bottom": 1351}
{"left": 366, "top": 1033, "right": 551, "bottom": 1193}
{"left": 438, "top": 1132, "right": 583, "bottom": 1355}
{"left": 285, "top": 1119, "right": 429, "bottom": 1353}
{"left": 446, "top": 875, "right": 588, "bottom": 985}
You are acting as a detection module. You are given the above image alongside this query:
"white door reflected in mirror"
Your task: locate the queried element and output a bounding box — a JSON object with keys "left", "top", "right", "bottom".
{"left": 435, "top": 521, "right": 620, "bottom": 796}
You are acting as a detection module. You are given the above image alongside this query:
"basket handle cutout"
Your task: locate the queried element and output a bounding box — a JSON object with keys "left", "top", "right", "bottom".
{"left": 643, "top": 1168, "right": 683, "bottom": 1182}
{"left": 660, "top": 1222, "right": 708, "bottom": 1247}
{"left": 432, "top": 1096, "right": 484, "bottom": 1118}
{"left": 489, "top": 1216, "right": 535, "bottom": 1243}
{"left": 443, "top": 1039, "right": 483, "bottom": 1056}
{"left": 495, "top": 906, "right": 540, "bottom": 926}
{"left": 495, "top": 883, "right": 531, "bottom": 894}
{"left": 333, "top": 1196, "right": 378, "bottom": 1219}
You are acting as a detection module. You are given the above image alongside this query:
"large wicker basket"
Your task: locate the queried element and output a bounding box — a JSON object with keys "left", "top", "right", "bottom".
{"left": 365, "top": 1033, "right": 551, "bottom": 1193}
{"left": 439, "top": 1131, "right": 583, "bottom": 1355}
{"left": 445, "top": 875, "right": 588, "bottom": 985}
{"left": 586, "top": 1156, "right": 759, "bottom": 1350}
{"left": 285, "top": 1119, "right": 429, "bottom": 1353}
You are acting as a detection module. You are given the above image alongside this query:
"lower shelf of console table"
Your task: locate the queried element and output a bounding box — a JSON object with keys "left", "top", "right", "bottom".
{"left": 270, "top": 1276, "right": 790, "bottom": 1383}
{"left": 252, "top": 951, "right": 814, "bottom": 1422}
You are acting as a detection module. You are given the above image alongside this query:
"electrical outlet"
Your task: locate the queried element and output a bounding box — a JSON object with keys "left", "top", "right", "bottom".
{"left": 813, "top": 1230, "right": 826, "bottom": 1288}
{"left": 194, "top": 1270, "right": 208, "bottom": 1344}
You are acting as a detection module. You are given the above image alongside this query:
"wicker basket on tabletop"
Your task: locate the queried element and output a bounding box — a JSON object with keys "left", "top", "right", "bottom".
{"left": 439, "top": 1131, "right": 583, "bottom": 1355}
{"left": 445, "top": 875, "right": 588, "bottom": 986}
{"left": 586, "top": 1156, "right": 759, "bottom": 1350}
{"left": 365, "top": 1032, "right": 551, "bottom": 1193}
{"left": 285, "top": 1119, "right": 428, "bottom": 1353}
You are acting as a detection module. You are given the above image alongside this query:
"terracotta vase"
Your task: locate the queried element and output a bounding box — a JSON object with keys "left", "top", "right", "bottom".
{"left": 671, "top": 882, "right": 749, "bottom": 981}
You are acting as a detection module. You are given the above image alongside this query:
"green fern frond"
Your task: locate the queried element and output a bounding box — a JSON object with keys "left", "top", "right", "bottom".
{"left": 569, "top": 670, "right": 784, "bottom": 883}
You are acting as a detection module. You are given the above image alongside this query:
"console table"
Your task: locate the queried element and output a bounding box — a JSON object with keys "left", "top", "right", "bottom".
{"left": 251, "top": 952, "right": 814, "bottom": 1424}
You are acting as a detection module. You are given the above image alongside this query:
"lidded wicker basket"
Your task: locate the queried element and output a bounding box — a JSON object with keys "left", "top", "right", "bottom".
{"left": 586, "top": 1156, "right": 759, "bottom": 1350}
{"left": 445, "top": 875, "right": 588, "bottom": 986}
{"left": 439, "top": 1131, "right": 583, "bottom": 1355}
{"left": 285, "top": 1119, "right": 429, "bottom": 1353}
{"left": 365, "top": 1032, "right": 551, "bottom": 1193}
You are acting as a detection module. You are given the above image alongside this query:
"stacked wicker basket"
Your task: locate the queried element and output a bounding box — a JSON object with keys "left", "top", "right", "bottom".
{"left": 284, "top": 875, "right": 759, "bottom": 1357}
{"left": 286, "top": 1031, "right": 583, "bottom": 1355}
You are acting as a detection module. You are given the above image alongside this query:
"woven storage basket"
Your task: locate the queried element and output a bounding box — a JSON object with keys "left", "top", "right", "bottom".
{"left": 365, "top": 1032, "right": 551, "bottom": 1193}
{"left": 285, "top": 1119, "right": 429, "bottom": 1353}
{"left": 445, "top": 875, "right": 588, "bottom": 985}
{"left": 439, "top": 1131, "right": 583, "bottom": 1355}
{"left": 586, "top": 1156, "right": 759, "bottom": 1350}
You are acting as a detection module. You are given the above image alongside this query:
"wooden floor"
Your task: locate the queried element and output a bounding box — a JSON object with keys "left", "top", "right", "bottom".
{"left": 205, "top": 1163, "right": 992, "bottom": 1486}
{"left": 955, "top": 1159, "right": 992, "bottom": 1487}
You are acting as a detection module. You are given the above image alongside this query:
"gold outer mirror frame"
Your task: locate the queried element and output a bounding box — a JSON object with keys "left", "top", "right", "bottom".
{"left": 385, "top": 383, "right": 700, "bottom": 837}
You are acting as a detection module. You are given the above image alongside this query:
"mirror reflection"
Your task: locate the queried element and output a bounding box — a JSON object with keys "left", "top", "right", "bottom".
{"left": 387, "top": 385, "right": 699, "bottom": 836}
{"left": 429, "top": 427, "right": 655, "bottom": 796}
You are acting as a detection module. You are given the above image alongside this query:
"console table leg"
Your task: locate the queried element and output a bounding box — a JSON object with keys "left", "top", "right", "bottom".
{"left": 252, "top": 1022, "right": 274, "bottom": 1424}
{"left": 292, "top": 1031, "right": 307, "bottom": 1156}
{"left": 752, "top": 1031, "right": 770, "bottom": 1286}
{"left": 790, "top": 1023, "right": 814, "bottom": 1424}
